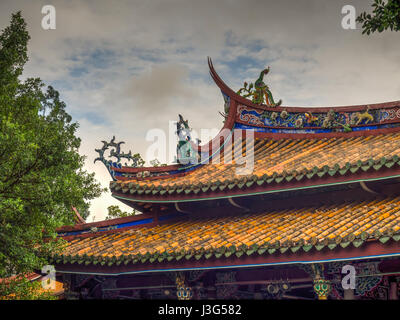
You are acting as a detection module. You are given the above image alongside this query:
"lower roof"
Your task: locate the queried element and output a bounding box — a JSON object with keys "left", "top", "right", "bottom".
{"left": 54, "top": 195, "right": 400, "bottom": 269}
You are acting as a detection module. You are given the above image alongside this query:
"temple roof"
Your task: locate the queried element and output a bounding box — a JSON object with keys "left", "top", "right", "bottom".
{"left": 101, "top": 59, "right": 400, "bottom": 207}
{"left": 54, "top": 195, "right": 400, "bottom": 269}
{"left": 111, "top": 131, "right": 400, "bottom": 203}
{"left": 62, "top": 59, "right": 400, "bottom": 274}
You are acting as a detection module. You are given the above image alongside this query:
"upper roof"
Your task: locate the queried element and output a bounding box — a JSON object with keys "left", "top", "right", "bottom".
{"left": 103, "top": 59, "right": 400, "bottom": 207}
{"left": 112, "top": 131, "right": 400, "bottom": 202}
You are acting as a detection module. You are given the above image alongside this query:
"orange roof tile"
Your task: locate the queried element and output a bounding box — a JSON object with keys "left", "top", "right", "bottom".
{"left": 112, "top": 132, "right": 400, "bottom": 197}
{"left": 54, "top": 196, "right": 400, "bottom": 266}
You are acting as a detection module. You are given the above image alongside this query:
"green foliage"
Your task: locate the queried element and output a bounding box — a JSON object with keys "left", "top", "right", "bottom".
{"left": 0, "top": 11, "right": 105, "bottom": 296}
{"left": 105, "top": 205, "right": 136, "bottom": 220}
{"left": 0, "top": 274, "right": 57, "bottom": 300}
{"left": 357, "top": 0, "right": 400, "bottom": 34}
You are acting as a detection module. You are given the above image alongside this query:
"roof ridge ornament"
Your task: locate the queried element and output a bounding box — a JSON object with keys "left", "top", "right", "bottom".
{"left": 175, "top": 114, "right": 199, "bottom": 165}
{"left": 94, "top": 136, "right": 145, "bottom": 179}
{"left": 237, "top": 67, "right": 282, "bottom": 107}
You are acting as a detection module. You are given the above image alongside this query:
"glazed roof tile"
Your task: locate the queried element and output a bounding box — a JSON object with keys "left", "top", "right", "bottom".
{"left": 54, "top": 196, "right": 400, "bottom": 266}
{"left": 111, "top": 132, "right": 400, "bottom": 196}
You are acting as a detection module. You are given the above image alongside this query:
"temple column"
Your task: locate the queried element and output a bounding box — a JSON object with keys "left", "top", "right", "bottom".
{"left": 152, "top": 205, "right": 160, "bottom": 225}
{"left": 389, "top": 277, "right": 398, "bottom": 300}
{"left": 62, "top": 274, "right": 79, "bottom": 300}
{"left": 206, "top": 286, "right": 216, "bottom": 300}
{"left": 343, "top": 289, "right": 355, "bottom": 300}
{"left": 101, "top": 278, "right": 119, "bottom": 299}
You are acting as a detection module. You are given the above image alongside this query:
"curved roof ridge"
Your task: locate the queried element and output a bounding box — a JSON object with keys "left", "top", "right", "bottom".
{"left": 208, "top": 57, "right": 400, "bottom": 112}
{"left": 110, "top": 59, "right": 400, "bottom": 182}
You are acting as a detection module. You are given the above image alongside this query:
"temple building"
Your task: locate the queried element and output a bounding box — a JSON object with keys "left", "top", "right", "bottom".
{"left": 53, "top": 58, "right": 400, "bottom": 300}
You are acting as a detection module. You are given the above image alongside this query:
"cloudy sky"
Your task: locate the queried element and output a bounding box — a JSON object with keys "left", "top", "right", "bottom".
{"left": 1, "top": 0, "right": 399, "bottom": 221}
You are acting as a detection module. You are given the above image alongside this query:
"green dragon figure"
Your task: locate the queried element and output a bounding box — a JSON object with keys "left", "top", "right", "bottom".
{"left": 237, "top": 67, "right": 282, "bottom": 107}
{"left": 176, "top": 114, "right": 198, "bottom": 165}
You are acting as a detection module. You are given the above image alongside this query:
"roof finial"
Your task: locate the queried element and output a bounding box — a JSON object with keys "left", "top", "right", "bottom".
{"left": 237, "top": 66, "right": 282, "bottom": 107}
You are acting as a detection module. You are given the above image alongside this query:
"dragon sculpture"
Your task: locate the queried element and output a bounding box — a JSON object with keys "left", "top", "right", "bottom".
{"left": 176, "top": 114, "right": 198, "bottom": 165}
{"left": 354, "top": 106, "right": 374, "bottom": 125}
{"left": 237, "top": 67, "right": 282, "bottom": 107}
{"left": 94, "top": 136, "right": 144, "bottom": 176}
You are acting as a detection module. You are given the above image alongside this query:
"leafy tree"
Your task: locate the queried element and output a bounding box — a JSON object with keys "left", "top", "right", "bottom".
{"left": 0, "top": 12, "right": 105, "bottom": 298}
{"left": 105, "top": 205, "right": 136, "bottom": 220}
{"left": 357, "top": 0, "right": 400, "bottom": 34}
{"left": 0, "top": 275, "right": 57, "bottom": 300}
